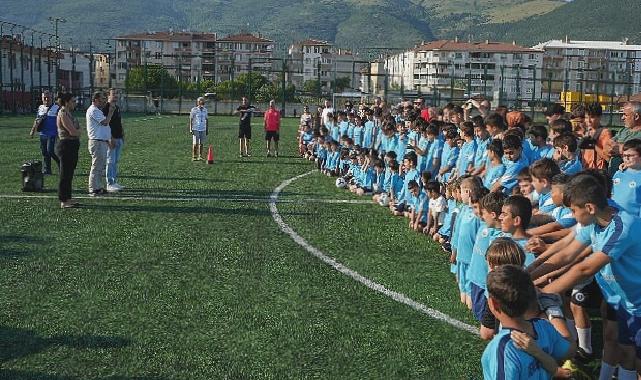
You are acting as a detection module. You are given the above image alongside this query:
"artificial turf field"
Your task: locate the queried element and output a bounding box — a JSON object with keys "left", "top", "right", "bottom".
{"left": 0, "top": 114, "right": 488, "bottom": 379}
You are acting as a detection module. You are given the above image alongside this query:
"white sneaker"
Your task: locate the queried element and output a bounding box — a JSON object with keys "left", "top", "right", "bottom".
{"left": 113, "top": 183, "right": 125, "bottom": 190}
{"left": 107, "top": 184, "right": 121, "bottom": 193}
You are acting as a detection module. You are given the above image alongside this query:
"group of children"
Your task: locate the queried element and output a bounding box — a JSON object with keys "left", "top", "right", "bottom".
{"left": 297, "top": 99, "right": 641, "bottom": 379}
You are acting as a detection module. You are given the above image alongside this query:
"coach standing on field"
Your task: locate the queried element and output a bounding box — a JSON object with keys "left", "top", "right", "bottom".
{"left": 234, "top": 96, "right": 255, "bottom": 157}
{"left": 86, "top": 92, "right": 115, "bottom": 196}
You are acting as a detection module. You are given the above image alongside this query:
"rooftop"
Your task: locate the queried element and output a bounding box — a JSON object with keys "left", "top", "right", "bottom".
{"left": 296, "top": 39, "right": 332, "bottom": 46}
{"left": 415, "top": 39, "right": 540, "bottom": 53}
{"left": 217, "top": 33, "right": 273, "bottom": 43}
{"left": 116, "top": 31, "right": 217, "bottom": 42}
{"left": 533, "top": 39, "right": 641, "bottom": 51}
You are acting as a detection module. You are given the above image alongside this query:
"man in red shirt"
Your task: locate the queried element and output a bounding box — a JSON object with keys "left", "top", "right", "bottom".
{"left": 264, "top": 100, "right": 281, "bottom": 157}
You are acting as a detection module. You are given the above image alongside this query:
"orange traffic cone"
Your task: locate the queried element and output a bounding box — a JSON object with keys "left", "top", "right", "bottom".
{"left": 207, "top": 145, "right": 214, "bottom": 164}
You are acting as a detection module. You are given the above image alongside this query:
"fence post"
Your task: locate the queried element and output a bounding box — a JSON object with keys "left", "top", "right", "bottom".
{"left": 499, "top": 65, "right": 505, "bottom": 107}
{"left": 531, "top": 66, "right": 536, "bottom": 120}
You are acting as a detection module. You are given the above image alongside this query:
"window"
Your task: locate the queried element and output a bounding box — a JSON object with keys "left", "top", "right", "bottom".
{"left": 455, "top": 53, "right": 463, "bottom": 59}
{"left": 173, "top": 42, "right": 179, "bottom": 49}
{"left": 513, "top": 53, "right": 522, "bottom": 60}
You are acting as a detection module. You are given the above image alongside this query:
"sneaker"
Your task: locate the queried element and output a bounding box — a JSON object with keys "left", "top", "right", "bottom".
{"left": 266, "top": 152, "right": 272, "bottom": 157}
{"left": 88, "top": 189, "right": 104, "bottom": 197}
{"left": 274, "top": 152, "right": 279, "bottom": 158}
{"left": 107, "top": 184, "right": 121, "bottom": 193}
{"left": 192, "top": 157, "right": 198, "bottom": 161}
{"left": 246, "top": 152, "right": 252, "bottom": 157}
{"left": 114, "top": 183, "right": 125, "bottom": 190}
{"left": 60, "top": 201, "right": 78, "bottom": 209}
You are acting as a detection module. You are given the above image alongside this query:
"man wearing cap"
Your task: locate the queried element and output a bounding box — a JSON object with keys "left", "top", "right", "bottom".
{"left": 189, "top": 97, "right": 209, "bottom": 161}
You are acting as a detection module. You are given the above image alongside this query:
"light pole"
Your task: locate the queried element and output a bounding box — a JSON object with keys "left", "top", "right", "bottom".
{"left": 48, "top": 17, "right": 66, "bottom": 92}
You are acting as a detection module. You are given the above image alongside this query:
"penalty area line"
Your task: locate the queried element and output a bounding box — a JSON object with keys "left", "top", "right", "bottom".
{"left": 269, "top": 169, "right": 480, "bottom": 336}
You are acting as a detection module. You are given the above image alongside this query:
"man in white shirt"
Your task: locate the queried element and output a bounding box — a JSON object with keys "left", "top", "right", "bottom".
{"left": 86, "top": 92, "right": 115, "bottom": 196}
{"left": 189, "top": 97, "right": 209, "bottom": 161}
{"left": 321, "top": 99, "right": 334, "bottom": 128}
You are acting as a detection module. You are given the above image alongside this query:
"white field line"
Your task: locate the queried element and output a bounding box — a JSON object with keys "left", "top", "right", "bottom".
{"left": 269, "top": 170, "right": 480, "bottom": 336}
{"left": 0, "top": 193, "right": 372, "bottom": 205}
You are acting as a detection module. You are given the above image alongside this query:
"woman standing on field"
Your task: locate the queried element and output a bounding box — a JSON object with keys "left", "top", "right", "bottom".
{"left": 55, "top": 93, "right": 82, "bottom": 208}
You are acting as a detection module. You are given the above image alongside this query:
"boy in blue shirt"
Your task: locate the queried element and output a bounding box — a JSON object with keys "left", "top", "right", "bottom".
{"left": 322, "top": 141, "right": 340, "bottom": 176}
{"left": 451, "top": 176, "right": 484, "bottom": 308}
{"left": 437, "top": 127, "right": 459, "bottom": 182}
{"left": 391, "top": 152, "right": 420, "bottom": 216}
{"left": 352, "top": 115, "right": 364, "bottom": 147}
{"left": 362, "top": 111, "right": 376, "bottom": 152}
{"left": 528, "top": 174, "right": 577, "bottom": 242}
{"left": 612, "top": 138, "right": 641, "bottom": 216}
{"left": 408, "top": 180, "right": 429, "bottom": 232}
{"left": 453, "top": 122, "right": 477, "bottom": 179}
{"left": 482, "top": 265, "right": 572, "bottom": 379}
{"left": 493, "top": 134, "right": 528, "bottom": 195}
{"left": 539, "top": 174, "right": 641, "bottom": 379}
{"left": 529, "top": 158, "right": 561, "bottom": 216}
{"left": 553, "top": 134, "right": 582, "bottom": 175}
{"left": 499, "top": 195, "right": 536, "bottom": 266}
{"left": 421, "top": 123, "right": 443, "bottom": 179}
{"left": 338, "top": 112, "right": 349, "bottom": 139}
{"left": 469, "top": 191, "right": 506, "bottom": 340}
{"left": 483, "top": 139, "right": 506, "bottom": 190}
{"left": 471, "top": 117, "right": 491, "bottom": 176}
{"left": 371, "top": 159, "right": 386, "bottom": 196}
{"left": 528, "top": 125, "right": 555, "bottom": 161}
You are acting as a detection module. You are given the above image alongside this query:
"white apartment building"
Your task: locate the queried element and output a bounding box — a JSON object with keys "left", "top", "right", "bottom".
{"left": 533, "top": 39, "right": 641, "bottom": 99}
{"left": 288, "top": 39, "right": 367, "bottom": 93}
{"left": 384, "top": 40, "right": 543, "bottom": 104}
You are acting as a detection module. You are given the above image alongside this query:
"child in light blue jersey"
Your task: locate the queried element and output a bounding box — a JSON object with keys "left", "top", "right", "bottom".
{"left": 352, "top": 115, "right": 364, "bottom": 147}
{"left": 529, "top": 158, "right": 561, "bottom": 215}
{"left": 408, "top": 180, "right": 429, "bottom": 231}
{"left": 482, "top": 265, "right": 572, "bottom": 379}
{"left": 499, "top": 196, "right": 536, "bottom": 266}
{"left": 372, "top": 159, "right": 385, "bottom": 196}
{"left": 451, "top": 176, "right": 485, "bottom": 308}
{"left": 323, "top": 141, "right": 340, "bottom": 176}
{"left": 612, "top": 139, "right": 641, "bottom": 216}
{"left": 493, "top": 134, "right": 528, "bottom": 195}
{"left": 425, "top": 181, "right": 446, "bottom": 238}
{"left": 346, "top": 113, "right": 356, "bottom": 140}
{"left": 362, "top": 111, "right": 376, "bottom": 151}
{"left": 483, "top": 139, "right": 506, "bottom": 190}
{"left": 471, "top": 117, "right": 491, "bottom": 176}
{"left": 553, "top": 134, "right": 582, "bottom": 175}
{"left": 453, "top": 122, "right": 477, "bottom": 179}
{"left": 539, "top": 174, "right": 641, "bottom": 379}
{"left": 316, "top": 138, "right": 329, "bottom": 170}
{"left": 394, "top": 123, "right": 410, "bottom": 164}
{"left": 327, "top": 114, "right": 339, "bottom": 143}
{"left": 391, "top": 152, "right": 420, "bottom": 216}
{"left": 353, "top": 155, "right": 375, "bottom": 196}
{"left": 528, "top": 174, "right": 576, "bottom": 241}
{"left": 469, "top": 191, "right": 506, "bottom": 340}
{"left": 528, "top": 125, "right": 555, "bottom": 161}
{"left": 423, "top": 123, "right": 443, "bottom": 179}
{"left": 412, "top": 123, "right": 431, "bottom": 174}
{"left": 338, "top": 112, "right": 349, "bottom": 139}
{"left": 437, "top": 127, "right": 460, "bottom": 182}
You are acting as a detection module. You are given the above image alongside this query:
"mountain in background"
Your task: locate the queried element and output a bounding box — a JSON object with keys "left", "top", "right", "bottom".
{"left": 1, "top": 0, "right": 639, "bottom": 53}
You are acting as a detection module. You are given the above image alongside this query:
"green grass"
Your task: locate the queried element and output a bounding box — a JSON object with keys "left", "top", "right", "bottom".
{"left": 0, "top": 114, "right": 484, "bottom": 379}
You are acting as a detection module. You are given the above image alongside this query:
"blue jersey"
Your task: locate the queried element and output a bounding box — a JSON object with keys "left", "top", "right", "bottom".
{"left": 416, "top": 137, "right": 431, "bottom": 174}
{"left": 469, "top": 226, "right": 503, "bottom": 289}
{"left": 482, "top": 319, "right": 570, "bottom": 380}
{"left": 410, "top": 191, "right": 430, "bottom": 223}
{"left": 359, "top": 167, "right": 375, "bottom": 190}
{"left": 452, "top": 205, "right": 481, "bottom": 264}
{"left": 438, "top": 199, "right": 458, "bottom": 237}
{"left": 302, "top": 130, "right": 314, "bottom": 144}
{"left": 501, "top": 154, "right": 529, "bottom": 194}
{"left": 520, "top": 140, "right": 534, "bottom": 166}
{"left": 538, "top": 191, "right": 556, "bottom": 215}
{"left": 362, "top": 121, "right": 375, "bottom": 148}
{"left": 560, "top": 156, "right": 582, "bottom": 175}
{"left": 426, "top": 138, "right": 443, "bottom": 178}
{"left": 390, "top": 173, "right": 404, "bottom": 200}
{"left": 339, "top": 121, "right": 349, "bottom": 138}
{"left": 395, "top": 134, "right": 409, "bottom": 163}
{"left": 383, "top": 168, "right": 394, "bottom": 192}
{"left": 456, "top": 139, "right": 477, "bottom": 176}
{"left": 551, "top": 206, "right": 576, "bottom": 228}
{"left": 612, "top": 168, "right": 641, "bottom": 217}
{"left": 530, "top": 143, "right": 555, "bottom": 161}
{"left": 576, "top": 210, "right": 641, "bottom": 315}
{"left": 329, "top": 123, "right": 340, "bottom": 142}
{"left": 474, "top": 136, "right": 491, "bottom": 170}
{"left": 347, "top": 122, "right": 355, "bottom": 139}
{"left": 326, "top": 151, "right": 340, "bottom": 170}
{"left": 317, "top": 146, "right": 328, "bottom": 162}
{"left": 374, "top": 170, "right": 385, "bottom": 193}
{"left": 483, "top": 162, "right": 506, "bottom": 189}
{"left": 506, "top": 235, "right": 536, "bottom": 266}
{"left": 352, "top": 125, "right": 363, "bottom": 146}
{"left": 399, "top": 168, "right": 420, "bottom": 204}
{"left": 386, "top": 135, "right": 400, "bottom": 157}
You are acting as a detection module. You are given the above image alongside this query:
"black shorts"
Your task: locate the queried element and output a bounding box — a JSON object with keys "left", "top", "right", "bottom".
{"left": 265, "top": 131, "right": 279, "bottom": 141}
{"left": 481, "top": 304, "right": 500, "bottom": 330}
{"left": 238, "top": 125, "right": 251, "bottom": 139}
{"left": 570, "top": 278, "right": 603, "bottom": 309}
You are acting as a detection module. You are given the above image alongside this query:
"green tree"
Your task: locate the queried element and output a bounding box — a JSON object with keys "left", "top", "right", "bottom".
{"left": 125, "top": 65, "right": 178, "bottom": 97}
{"left": 331, "top": 77, "right": 352, "bottom": 92}
{"left": 303, "top": 79, "right": 321, "bottom": 97}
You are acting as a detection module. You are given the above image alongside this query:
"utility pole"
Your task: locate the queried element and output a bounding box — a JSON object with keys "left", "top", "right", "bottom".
{"left": 48, "top": 17, "right": 66, "bottom": 92}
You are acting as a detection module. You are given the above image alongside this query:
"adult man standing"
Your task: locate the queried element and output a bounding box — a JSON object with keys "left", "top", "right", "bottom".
{"left": 189, "top": 97, "right": 208, "bottom": 161}
{"left": 30, "top": 90, "right": 60, "bottom": 174}
{"left": 86, "top": 92, "right": 115, "bottom": 196}
{"left": 608, "top": 101, "right": 641, "bottom": 173}
{"left": 264, "top": 100, "right": 281, "bottom": 157}
{"left": 234, "top": 97, "right": 255, "bottom": 157}
{"left": 103, "top": 89, "right": 125, "bottom": 192}
{"left": 320, "top": 99, "right": 334, "bottom": 128}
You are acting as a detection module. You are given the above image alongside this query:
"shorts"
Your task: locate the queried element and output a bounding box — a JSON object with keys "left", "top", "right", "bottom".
{"left": 457, "top": 262, "right": 471, "bottom": 295}
{"left": 394, "top": 203, "right": 407, "bottom": 213}
{"left": 238, "top": 125, "right": 251, "bottom": 139}
{"left": 471, "top": 283, "right": 488, "bottom": 322}
{"left": 265, "top": 131, "right": 279, "bottom": 141}
{"left": 571, "top": 278, "right": 603, "bottom": 309}
{"left": 606, "top": 303, "right": 617, "bottom": 321}
{"left": 616, "top": 307, "right": 641, "bottom": 359}
{"left": 192, "top": 130, "right": 207, "bottom": 145}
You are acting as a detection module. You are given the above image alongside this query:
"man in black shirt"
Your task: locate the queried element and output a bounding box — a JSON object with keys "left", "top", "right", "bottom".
{"left": 234, "top": 96, "right": 256, "bottom": 157}
{"left": 102, "top": 88, "right": 125, "bottom": 192}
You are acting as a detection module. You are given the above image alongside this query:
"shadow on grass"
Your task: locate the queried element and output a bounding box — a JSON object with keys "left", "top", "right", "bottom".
{"left": 79, "top": 203, "right": 274, "bottom": 216}
{"left": 118, "top": 175, "right": 228, "bottom": 182}
{"left": 0, "top": 325, "right": 130, "bottom": 363}
{"left": 122, "top": 188, "right": 273, "bottom": 197}
{"left": 0, "top": 234, "right": 46, "bottom": 258}
{"left": 217, "top": 159, "right": 310, "bottom": 166}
